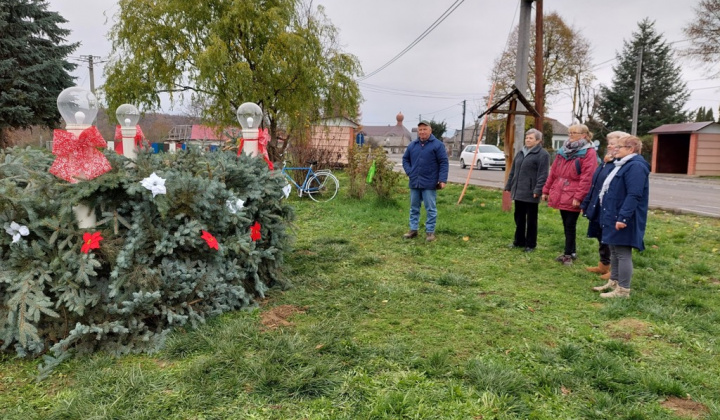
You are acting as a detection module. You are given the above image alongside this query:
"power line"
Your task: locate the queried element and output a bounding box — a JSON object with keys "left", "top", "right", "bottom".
{"left": 689, "top": 85, "right": 720, "bottom": 91}
{"left": 358, "top": 0, "right": 466, "bottom": 81}
{"left": 421, "top": 102, "right": 463, "bottom": 116}
{"left": 360, "top": 82, "right": 483, "bottom": 100}
{"left": 360, "top": 81, "right": 483, "bottom": 95}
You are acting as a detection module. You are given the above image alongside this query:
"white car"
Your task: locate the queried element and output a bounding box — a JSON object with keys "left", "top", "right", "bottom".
{"left": 459, "top": 144, "right": 506, "bottom": 170}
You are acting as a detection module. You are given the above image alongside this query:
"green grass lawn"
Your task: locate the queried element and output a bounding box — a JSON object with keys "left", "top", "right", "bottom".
{"left": 2, "top": 175, "right": 720, "bottom": 419}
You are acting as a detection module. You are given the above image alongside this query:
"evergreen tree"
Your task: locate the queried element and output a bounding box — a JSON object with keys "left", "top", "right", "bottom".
{"left": 597, "top": 19, "right": 689, "bottom": 135}
{"left": 695, "top": 107, "right": 706, "bottom": 122}
{"left": 0, "top": 0, "right": 78, "bottom": 148}
{"left": 706, "top": 107, "right": 715, "bottom": 122}
{"left": 428, "top": 120, "right": 447, "bottom": 140}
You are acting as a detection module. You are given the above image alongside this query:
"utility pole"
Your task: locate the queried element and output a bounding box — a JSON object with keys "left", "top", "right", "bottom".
{"left": 571, "top": 73, "right": 579, "bottom": 124}
{"left": 513, "top": 0, "right": 533, "bottom": 155}
{"left": 533, "top": 0, "right": 544, "bottom": 133}
{"left": 459, "top": 100, "right": 466, "bottom": 155}
{"left": 78, "top": 55, "right": 102, "bottom": 96}
{"left": 631, "top": 46, "right": 644, "bottom": 136}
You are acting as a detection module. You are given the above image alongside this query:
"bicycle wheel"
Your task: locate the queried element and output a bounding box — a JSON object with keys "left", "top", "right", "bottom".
{"left": 306, "top": 172, "right": 339, "bottom": 202}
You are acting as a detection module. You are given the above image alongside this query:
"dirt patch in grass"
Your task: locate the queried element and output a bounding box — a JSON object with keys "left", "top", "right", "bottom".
{"left": 605, "top": 318, "right": 651, "bottom": 340}
{"left": 296, "top": 249, "right": 317, "bottom": 256}
{"left": 661, "top": 396, "right": 709, "bottom": 419}
{"left": 709, "top": 278, "right": 720, "bottom": 285}
{"left": 260, "top": 305, "right": 306, "bottom": 330}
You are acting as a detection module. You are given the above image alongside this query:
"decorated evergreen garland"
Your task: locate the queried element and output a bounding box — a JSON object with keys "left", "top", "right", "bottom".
{"left": 0, "top": 146, "right": 293, "bottom": 370}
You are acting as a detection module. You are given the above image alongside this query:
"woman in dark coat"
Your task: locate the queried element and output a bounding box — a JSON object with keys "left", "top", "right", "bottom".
{"left": 581, "top": 131, "right": 628, "bottom": 277}
{"left": 505, "top": 128, "right": 550, "bottom": 252}
{"left": 592, "top": 135, "right": 650, "bottom": 298}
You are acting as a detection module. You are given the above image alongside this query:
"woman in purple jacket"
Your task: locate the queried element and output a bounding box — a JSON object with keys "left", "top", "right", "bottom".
{"left": 542, "top": 124, "right": 598, "bottom": 265}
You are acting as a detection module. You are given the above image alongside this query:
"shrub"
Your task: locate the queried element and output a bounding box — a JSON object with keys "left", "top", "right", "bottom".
{"left": 0, "top": 146, "right": 293, "bottom": 368}
{"left": 368, "top": 147, "right": 401, "bottom": 200}
{"left": 346, "top": 144, "right": 372, "bottom": 199}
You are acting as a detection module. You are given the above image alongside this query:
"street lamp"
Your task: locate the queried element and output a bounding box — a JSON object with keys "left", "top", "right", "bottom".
{"left": 116, "top": 104, "right": 140, "bottom": 159}
{"left": 56, "top": 86, "right": 99, "bottom": 228}
{"left": 236, "top": 102, "right": 263, "bottom": 156}
{"left": 57, "top": 86, "right": 99, "bottom": 132}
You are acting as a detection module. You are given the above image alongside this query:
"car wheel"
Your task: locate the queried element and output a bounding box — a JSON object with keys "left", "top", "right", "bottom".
{"left": 477, "top": 160, "right": 485, "bottom": 170}
{"left": 460, "top": 159, "right": 466, "bottom": 169}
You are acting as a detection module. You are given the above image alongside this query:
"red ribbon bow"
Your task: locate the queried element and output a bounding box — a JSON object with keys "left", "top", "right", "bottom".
{"left": 113, "top": 125, "right": 145, "bottom": 154}
{"left": 49, "top": 127, "right": 112, "bottom": 183}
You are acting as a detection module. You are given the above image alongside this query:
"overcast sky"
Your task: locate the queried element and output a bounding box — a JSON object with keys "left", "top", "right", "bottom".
{"left": 47, "top": 0, "right": 718, "bottom": 134}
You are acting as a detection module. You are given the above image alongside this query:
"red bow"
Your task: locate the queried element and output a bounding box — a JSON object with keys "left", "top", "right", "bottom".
{"left": 258, "top": 129, "right": 274, "bottom": 170}
{"left": 49, "top": 127, "right": 112, "bottom": 183}
{"left": 113, "top": 125, "right": 145, "bottom": 154}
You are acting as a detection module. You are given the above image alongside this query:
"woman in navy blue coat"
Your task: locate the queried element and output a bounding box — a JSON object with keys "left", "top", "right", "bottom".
{"left": 581, "top": 131, "right": 628, "bottom": 277}
{"left": 592, "top": 135, "right": 650, "bottom": 298}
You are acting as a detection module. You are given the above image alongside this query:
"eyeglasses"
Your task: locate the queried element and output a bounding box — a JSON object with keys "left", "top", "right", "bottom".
{"left": 568, "top": 131, "right": 584, "bottom": 135}
{"left": 618, "top": 145, "right": 632, "bottom": 149}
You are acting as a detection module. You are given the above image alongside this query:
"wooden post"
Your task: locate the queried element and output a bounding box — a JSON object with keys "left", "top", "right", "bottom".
{"left": 534, "top": 0, "right": 544, "bottom": 131}
{"left": 502, "top": 99, "right": 517, "bottom": 212}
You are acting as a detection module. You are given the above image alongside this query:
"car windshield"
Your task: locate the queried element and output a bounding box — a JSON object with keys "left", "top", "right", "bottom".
{"left": 478, "top": 145, "right": 502, "bottom": 153}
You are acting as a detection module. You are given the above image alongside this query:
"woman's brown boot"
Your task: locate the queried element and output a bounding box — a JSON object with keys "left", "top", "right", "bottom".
{"left": 586, "top": 262, "right": 610, "bottom": 274}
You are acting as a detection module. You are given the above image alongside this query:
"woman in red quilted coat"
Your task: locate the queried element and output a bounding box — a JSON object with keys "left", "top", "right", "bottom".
{"left": 542, "top": 124, "right": 598, "bottom": 265}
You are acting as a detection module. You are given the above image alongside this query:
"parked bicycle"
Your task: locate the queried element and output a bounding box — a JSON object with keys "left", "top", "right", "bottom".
{"left": 281, "top": 160, "right": 339, "bottom": 202}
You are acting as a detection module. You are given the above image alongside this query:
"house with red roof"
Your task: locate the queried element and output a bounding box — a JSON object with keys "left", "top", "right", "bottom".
{"left": 165, "top": 124, "right": 239, "bottom": 151}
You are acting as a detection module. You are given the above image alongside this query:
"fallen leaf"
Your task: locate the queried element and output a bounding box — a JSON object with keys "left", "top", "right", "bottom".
{"left": 712, "top": 248, "right": 718, "bottom": 253}
{"left": 381, "top": 300, "right": 388, "bottom": 303}
{"left": 480, "top": 203, "right": 486, "bottom": 207}
{"left": 463, "top": 236, "right": 470, "bottom": 241}
{"left": 456, "top": 309, "right": 464, "bottom": 312}
{"left": 315, "top": 344, "right": 324, "bottom": 350}
{"left": 561, "top": 386, "right": 571, "bottom": 395}
{"left": 652, "top": 245, "right": 659, "bottom": 249}
{"left": 505, "top": 349, "right": 512, "bottom": 355}
{"left": 528, "top": 306, "right": 535, "bottom": 312}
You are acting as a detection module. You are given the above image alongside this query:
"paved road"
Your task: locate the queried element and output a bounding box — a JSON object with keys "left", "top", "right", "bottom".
{"left": 389, "top": 155, "right": 720, "bottom": 218}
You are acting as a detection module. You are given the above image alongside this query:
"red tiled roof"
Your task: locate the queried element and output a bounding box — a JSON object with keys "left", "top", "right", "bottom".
{"left": 190, "top": 125, "right": 236, "bottom": 141}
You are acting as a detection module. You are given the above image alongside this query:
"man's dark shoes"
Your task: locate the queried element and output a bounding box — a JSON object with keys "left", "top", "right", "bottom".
{"left": 523, "top": 247, "right": 535, "bottom": 253}
{"left": 403, "top": 230, "right": 418, "bottom": 239}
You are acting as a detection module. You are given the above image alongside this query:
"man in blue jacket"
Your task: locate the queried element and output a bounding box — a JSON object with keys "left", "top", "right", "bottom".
{"left": 402, "top": 120, "right": 449, "bottom": 242}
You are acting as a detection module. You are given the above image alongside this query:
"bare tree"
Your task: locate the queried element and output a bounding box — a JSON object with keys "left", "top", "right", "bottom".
{"left": 682, "top": 0, "right": 720, "bottom": 78}
{"left": 488, "top": 12, "right": 594, "bottom": 112}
